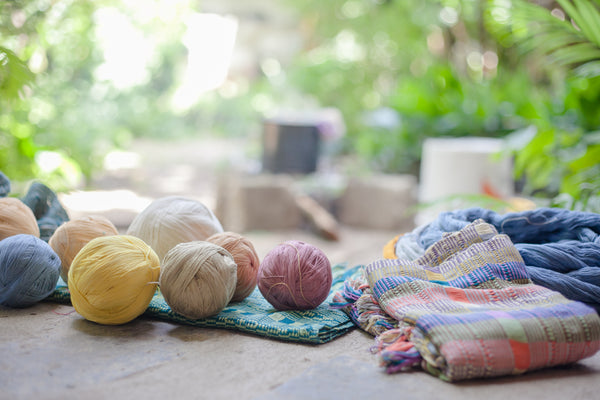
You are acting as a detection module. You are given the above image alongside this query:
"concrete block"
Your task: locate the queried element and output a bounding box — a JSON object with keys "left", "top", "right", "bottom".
{"left": 337, "top": 174, "right": 417, "bottom": 231}
{"left": 216, "top": 173, "right": 302, "bottom": 232}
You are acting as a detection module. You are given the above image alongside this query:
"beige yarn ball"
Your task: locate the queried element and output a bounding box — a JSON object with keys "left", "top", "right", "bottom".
{"left": 0, "top": 197, "right": 40, "bottom": 241}
{"left": 127, "top": 196, "right": 223, "bottom": 261}
{"left": 159, "top": 241, "right": 237, "bottom": 319}
{"left": 49, "top": 215, "right": 119, "bottom": 283}
{"left": 207, "top": 231, "right": 260, "bottom": 302}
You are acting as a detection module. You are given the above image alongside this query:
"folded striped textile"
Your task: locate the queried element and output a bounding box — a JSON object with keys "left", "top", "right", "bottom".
{"left": 47, "top": 263, "right": 358, "bottom": 344}
{"left": 333, "top": 219, "right": 600, "bottom": 381}
{"left": 388, "top": 207, "right": 600, "bottom": 309}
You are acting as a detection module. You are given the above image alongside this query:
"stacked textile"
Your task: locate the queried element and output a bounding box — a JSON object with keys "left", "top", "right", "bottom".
{"left": 389, "top": 207, "right": 600, "bottom": 310}
{"left": 334, "top": 218, "right": 600, "bottom": 381}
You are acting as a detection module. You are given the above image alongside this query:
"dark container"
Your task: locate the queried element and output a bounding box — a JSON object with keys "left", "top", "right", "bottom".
{"left": 262, "top": 120, "right": 320, "bottom": 174}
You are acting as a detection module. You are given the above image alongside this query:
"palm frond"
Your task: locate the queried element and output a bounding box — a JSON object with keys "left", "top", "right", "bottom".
{"left": 509, "top": 0, "right": 600, "bottom": 77}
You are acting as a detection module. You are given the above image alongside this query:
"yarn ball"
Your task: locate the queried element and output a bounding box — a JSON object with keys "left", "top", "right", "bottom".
{"left": 68, "top": 235, "right": 160, "bottom": 325}
{"left": 160, "top": 241, "right": 237, "bottom": 319}
{"left": 0, "top": 234, "right": 61, "bottom": 308}
{"left": 0, "top": 197, "right": 40, "bottom": 241}
{"left": 257, "top": 240, "right": 332, "bottom": 311}
{"left": 49, "top": 215, "right": 119, "bottom": 283}
{"left": 207, "top": 231, "right": 260, "bottom": 302}
{"left": 127, "top": 196, "right": 223, "bottom": 261}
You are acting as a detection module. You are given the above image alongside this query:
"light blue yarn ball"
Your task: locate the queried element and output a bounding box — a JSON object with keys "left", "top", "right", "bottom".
{"left": 0, "top": 234, "right": 61, "bottom": 308}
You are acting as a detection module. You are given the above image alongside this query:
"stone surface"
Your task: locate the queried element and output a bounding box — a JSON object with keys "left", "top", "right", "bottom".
{"left": 337, "top": 174, "right": 417, "bottom": 231}
{"left": 216, "top": 173, "right": 302, "bottom": 232}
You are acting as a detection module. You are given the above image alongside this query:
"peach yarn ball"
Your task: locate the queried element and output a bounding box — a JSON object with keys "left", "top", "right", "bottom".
{"left": 49, "top": 215, "right": 119, "bottom": 283}
{"left": 0, "top": 197, "right": 40, "bottom": 241}
{"left": 127, "top": 196, "right": 223, "bottom": 261}
{"left": 207, "top": 231, "right": 260, "bottom": 302}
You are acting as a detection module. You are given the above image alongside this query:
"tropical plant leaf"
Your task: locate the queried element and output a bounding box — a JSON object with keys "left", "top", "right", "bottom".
{"left": 551, "top": 43, "right": 600, "bottom": 65}
{"left": 0, "top": 46, "right": 35, "bottom": 101}
{"left": 558, "top": 0, "right": 600, "bottom": 46}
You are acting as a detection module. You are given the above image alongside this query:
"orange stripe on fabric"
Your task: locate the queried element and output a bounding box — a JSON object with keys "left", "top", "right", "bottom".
{"left": 509, "top": 340, "right": 531, "bottom": 371}
{"left": 444, "top": 287, "right": 469, "bottom": 303}
{"left": 383, "top": 235, "right": 401, "bottom": 259}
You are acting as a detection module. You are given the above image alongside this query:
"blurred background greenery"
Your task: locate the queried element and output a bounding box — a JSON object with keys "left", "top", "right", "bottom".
{"left": 1, "top": 0, "right": 599, "bottom": 210}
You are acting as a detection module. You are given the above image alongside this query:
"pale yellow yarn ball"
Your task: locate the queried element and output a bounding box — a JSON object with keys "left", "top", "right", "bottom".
{"left": 49, "top": 215, "right": 119, "bottom": 283}
{"left": 0, "top": 197, "right": 40, "bottom": 241}
{"left": 207, "top": 231, "right": 260, "bottom": 302}
{"left": 159, "top": 241, "right": 237, "bottom": 319}
{"left": 126, "top": 196, "right": 223, "bottom": 261}
{"left": 68, "top": 235, "right": 160, "bottom": 325}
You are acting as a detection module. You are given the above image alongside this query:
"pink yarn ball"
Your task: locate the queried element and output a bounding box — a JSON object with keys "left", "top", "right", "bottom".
{"left": 257, "top": 240, "right": 332, "bottom": 310}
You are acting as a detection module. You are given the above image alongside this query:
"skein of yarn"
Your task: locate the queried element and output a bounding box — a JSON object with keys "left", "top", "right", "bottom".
{"left": 207, "top": 231, "right": 260, "bottom": 302}
{"left": 392, "top": 207, "right": 600, "bottom": 309}
{"left": 160, "top": 241, "right": 237, "bottom": 319}
{"left": 127, "top": 196, "right": 224, "bottom": 260}
{"left": 0, "top": 234, "right": 61, "bottom": 307}
{"left": 257, "top": 240, "right": 332, "bottom": 311}
{"left": 0, "top": 171, "right": 10, "bottom": 197}
{"left": 21, "top": 181, "right": 70, "bottom": 242}
{"left": 68, "top": 235, "right": 160, "bottom": 325}
{"left": 0, "top": 197, "right": 40, "bottom": 241}
{"left": 49, "top": 215, "right": 119, "bottom": 283}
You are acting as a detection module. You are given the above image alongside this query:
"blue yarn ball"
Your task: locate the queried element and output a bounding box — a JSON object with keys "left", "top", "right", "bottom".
{"left": 0, "top": 234, "right": 61, "bottom": 308}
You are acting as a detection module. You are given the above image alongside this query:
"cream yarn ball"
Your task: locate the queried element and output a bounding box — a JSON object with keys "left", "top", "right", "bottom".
{"left": 127, "top": 196, "right": 223, "bottom": 261}
{"left": 159, "top": 241, "right": 237, "bottom": 319}
{"left": 49, "top": 215, "right": 119, "bottom": 283}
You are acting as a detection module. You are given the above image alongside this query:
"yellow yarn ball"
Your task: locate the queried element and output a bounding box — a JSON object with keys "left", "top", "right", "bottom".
{"left": 207, "top": 231, "right": 260, "bottom": 302}
{"left": 159, "top": 241, "right": 237, "bottom": 319}
{"left": 68, "top": 235, "right": 160, "bottom": 325}
{"left": 49, "top": 215, "right": 119, "bottom": 283}
{"left": 127, "top": 196, "right": 223, "bottom": 261}
{"left": 0, "top": 197, "right": 40, "bottom": 241}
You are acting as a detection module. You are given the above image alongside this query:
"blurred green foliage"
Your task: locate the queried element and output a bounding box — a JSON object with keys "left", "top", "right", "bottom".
{"left": 0, "top": 0, "right": 598, "bottom": 209}
{"left": 280, "top": 0, "right": 600, "bottom": 210}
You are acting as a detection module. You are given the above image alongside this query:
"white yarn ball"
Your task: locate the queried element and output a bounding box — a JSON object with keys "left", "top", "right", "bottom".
{"left": 159, "top": 241, "right": 237, "bottom": 319}
{"left": 127, "top": 196, "right": 223, "bottom": 261}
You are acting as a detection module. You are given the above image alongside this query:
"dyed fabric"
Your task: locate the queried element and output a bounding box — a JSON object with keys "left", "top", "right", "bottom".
{"left": 47, "top": 264, "right": 358, "bottom": 344}
{"left": 335, "top": 220, "right": 600, "bottom": 381}
{"left": 21, "top": 182, "right": 70, "bottom": 242}
{"left": 0, "top": 171, "right": 9, "bottom": 198}
{"left": 391, "top": 207, "right": 600, "bottom": 310}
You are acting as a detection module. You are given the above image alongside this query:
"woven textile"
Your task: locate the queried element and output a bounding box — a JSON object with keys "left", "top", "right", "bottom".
{"left": 47, "top": 263, "right": 357, "bottom": 344}
{"left": 335, "top": 220, "right": 600, "bottom": 381}
{"left": 390, "top": 207, "right": 600, "bottom": 309}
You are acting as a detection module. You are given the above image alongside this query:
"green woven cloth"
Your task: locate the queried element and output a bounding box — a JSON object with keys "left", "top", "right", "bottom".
{"left": 46, "top": 263, "right": 358, "bottom": 344}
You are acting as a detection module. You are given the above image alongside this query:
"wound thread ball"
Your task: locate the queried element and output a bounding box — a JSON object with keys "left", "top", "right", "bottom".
{"left": 68, "top": 235, "right": 160, "bottom": 325}
{"left": 127, "top": 196, "right": 224, "bottom": 261}
{"left": 49, "top": 215, "right": 119, "bottom": 283}
{"left": 207, "top": 231, "right": 260, "bottom": 302}
{"left": 0, "top": 197, "right": 40, "bottom": 241}
{"left": 159, "top": 241, "right": 237, "bottom": 319}
{"left": 0, "top": 234, "right": 60, "bottom": 308}
{"left": 257, "top": 241, "right": 332, "bottom": 311}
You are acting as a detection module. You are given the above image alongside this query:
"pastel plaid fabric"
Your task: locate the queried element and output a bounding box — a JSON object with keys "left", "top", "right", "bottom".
{"left": 335, "top": 219, "right": 600, "bottom": 381}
